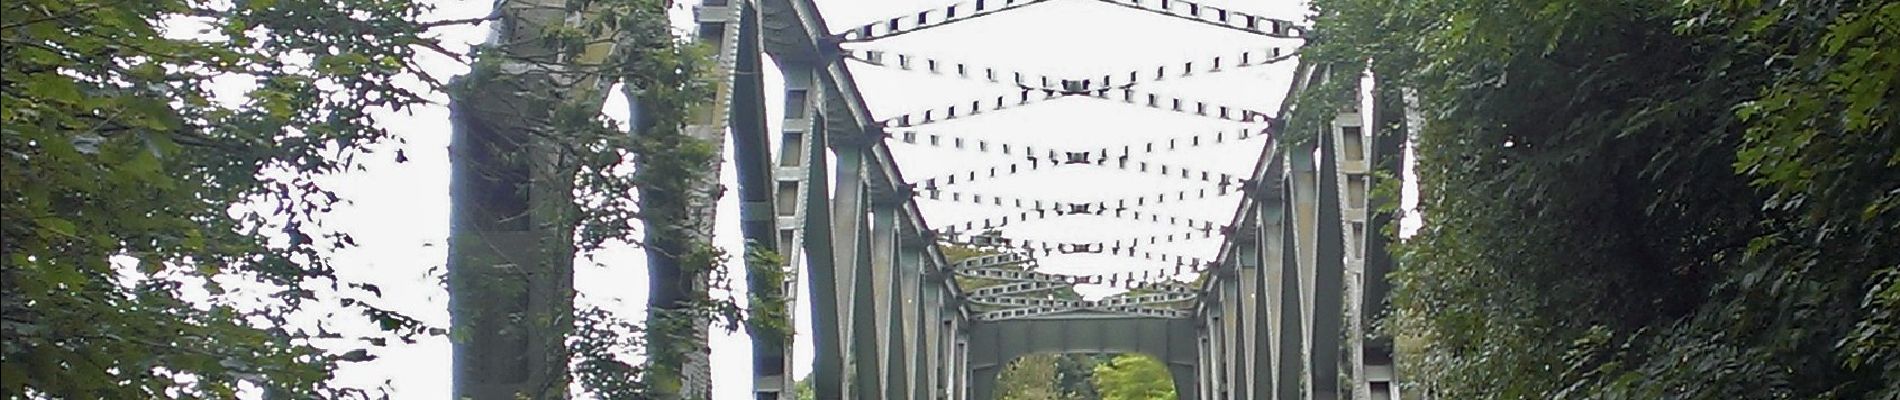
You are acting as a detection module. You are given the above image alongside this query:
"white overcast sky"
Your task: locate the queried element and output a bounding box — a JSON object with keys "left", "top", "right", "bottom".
{"left": 311, "top": 0, "right": 1337, "bottom": 398}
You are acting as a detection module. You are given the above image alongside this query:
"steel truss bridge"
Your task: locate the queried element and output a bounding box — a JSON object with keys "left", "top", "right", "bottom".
{"left": 695, "top": 0, "right": 1409, "bottom": 398}
{"left": 705, "top": 0, "right": 1401, "bottom": 398}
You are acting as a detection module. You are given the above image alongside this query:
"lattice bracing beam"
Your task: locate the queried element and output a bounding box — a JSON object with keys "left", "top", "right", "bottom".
{"left": 937, "top": 231, "right": 1217, "bottom": 266}
{"left": 950, "top": 252, "right": 1036, "bottom": 270}
{"left": 1107, "top": 159, "right": 1243, "bottom": 187}
{"left": 848, "top": 46, "right": 1295, "bottom": 92}
{"left": 953, "top": 267, "right": 1076, "bottom": 284}
{"left": 975, "top": 306, "right": 1074, "bottom": 321}
{"left": 847, "top": 49, "right": 1072, "bottom": 92}
{"left": 919, "top": 189, "right": 1075, "bottom": 212}
{"left": 881, "top": 87, "right": 1278, "bottom": 128}
{"left": 1108, "top": 186, "right": 1239, "bottom": 207}
{"left": 975, "top": 304, "right": 1193, "bottom": 321}
{"left": 1094, "top": 291, "right": 1198, "bottom": 307}
{"left": 966, "top": 280, "right": 1073, "bottom": 298}
{"left": 890, "top": 126, "right": 1270, "bottom": 157}
{"left": 923, "top": 187, "right": 1235, "bottom": 214}
{"left": 1130, "top": 280, "right": 1197, "bottom": 294}
{"left": 835, "top": 0, "right": 1306, "bottom": 43}
{"left": 1106, "top": 248, "right": 1211, "bottom": 268}
{"left": 1091, "top": 0, "right": 1306, "bottom": 38}
{"left": 1095, "top": 305, "right": 1192, "bottom": 319}
{"left": 966, "top": 291, "right": 1194, "bottom": 310}
{"left": 915, "top": 161, "right": 1038, "bottom": 189}
{"left": 1081, "top": 87, "right": 1280, "bottom": 123}
{"left": 914, "top": 154, "right": 1243, "bottom": 189}
{"left": 1108, "top": 228, "right": 1218, "bottom": 246}
{"left": 880, "top": 89, "right": 1061, "bottom": 128}
{"left": 943, "top": 207, "right": 1224, "bottom": 233}
{"left": 965, "top": 295, "right": 1089, "bottom": 308}
{"left": 837, "top": 0, "right": 1058, "bottom": 42}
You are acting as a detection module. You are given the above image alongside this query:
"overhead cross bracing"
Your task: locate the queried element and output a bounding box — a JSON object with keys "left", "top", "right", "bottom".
{"left": 722, "top": 0, "right": 1411, "bottom": 398}
{"left": 844, "top": 0, "right": 1297, "bottom": 315}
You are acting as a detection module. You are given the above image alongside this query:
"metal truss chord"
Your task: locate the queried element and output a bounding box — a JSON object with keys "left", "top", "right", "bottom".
{"left": 837, "top": 0, "right": 1058, "bottom": 43}
{"left": 1091, "top": 0, "right": 1306, "bottom": 38}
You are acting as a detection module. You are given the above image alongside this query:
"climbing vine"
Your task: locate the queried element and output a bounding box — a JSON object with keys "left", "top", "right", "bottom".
{"left": 448, "top": 0, "right": 739, "bottom": 397}
{"left": 745, "top": 242, "right": 792, "bottom": 342}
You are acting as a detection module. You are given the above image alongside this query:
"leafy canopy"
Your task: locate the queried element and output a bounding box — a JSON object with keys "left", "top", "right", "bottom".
{"left": 1091, "top": 353, "right": 1175, "bottom": 400}
{"left": 1297, "top": 0, "right": 1898, "bottom": 397}
{"left": 1, "top": 0, "right": 454, "bottom": 397}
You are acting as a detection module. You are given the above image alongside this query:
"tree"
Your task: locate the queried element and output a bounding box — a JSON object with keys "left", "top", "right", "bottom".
{"left": 791, "top": 374, "right": 814, "bottom": 400}
{"left": 1092, "top": 354, "right": 1175, "bottom": 400}
{"left": 1298, "top": 0, "right": 1898, "bottom": 397}
{"left": 1052, "top": 354, "right": 1103, "bottom": 399}
{"left": 1, "top": 0, "right": 449, "bottom": 397}
{"left": 997, "top": 354, "right": 1084, "bottom": 400}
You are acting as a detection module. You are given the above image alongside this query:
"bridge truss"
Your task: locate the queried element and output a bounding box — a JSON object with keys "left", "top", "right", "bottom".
{"left": 702, "top": 0, "right": 1410, "bottom": 398}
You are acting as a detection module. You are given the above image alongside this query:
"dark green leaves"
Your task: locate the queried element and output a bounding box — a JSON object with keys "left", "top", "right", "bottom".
{"left": 1303, "top": 0, "right": 1898, "bottom": 397}
{"left": 2, "top": 0, "right": 447, "bottom": 397}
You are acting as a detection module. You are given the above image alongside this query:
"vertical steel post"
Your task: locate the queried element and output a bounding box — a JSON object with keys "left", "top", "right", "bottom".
{"left": 794, "top": 81, "right": 847, "bottom": 398}
{"left": 1312, "top": 121, "right": 1349, "bottom": 400}
{"left": 1222, "top": 271, "right": 1243, "bottom": 400}
{"left": 830, "top": 131, "right": 875, "bottom": 398}
{"left": 859, "top": 193, "right": 898, "bottom": 398}
{"left": 1284, "top": 142, "right": 1318, "bottom": 400}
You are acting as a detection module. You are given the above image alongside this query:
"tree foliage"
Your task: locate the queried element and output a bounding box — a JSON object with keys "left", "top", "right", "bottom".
{"left": 1299, "top": 0, "right": 1897, "bottom": 397}
{"left": 791, "top": 374, "right": 814, "bottom": 400}
{"left": 997, "top": 354, "right": 1099, "bottom": 400}
{"left": 1091, "top": 354, "right": 1174, "bottom": 400}
{"left": 1, "top": 0, "right": 451, "bottom": 397}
